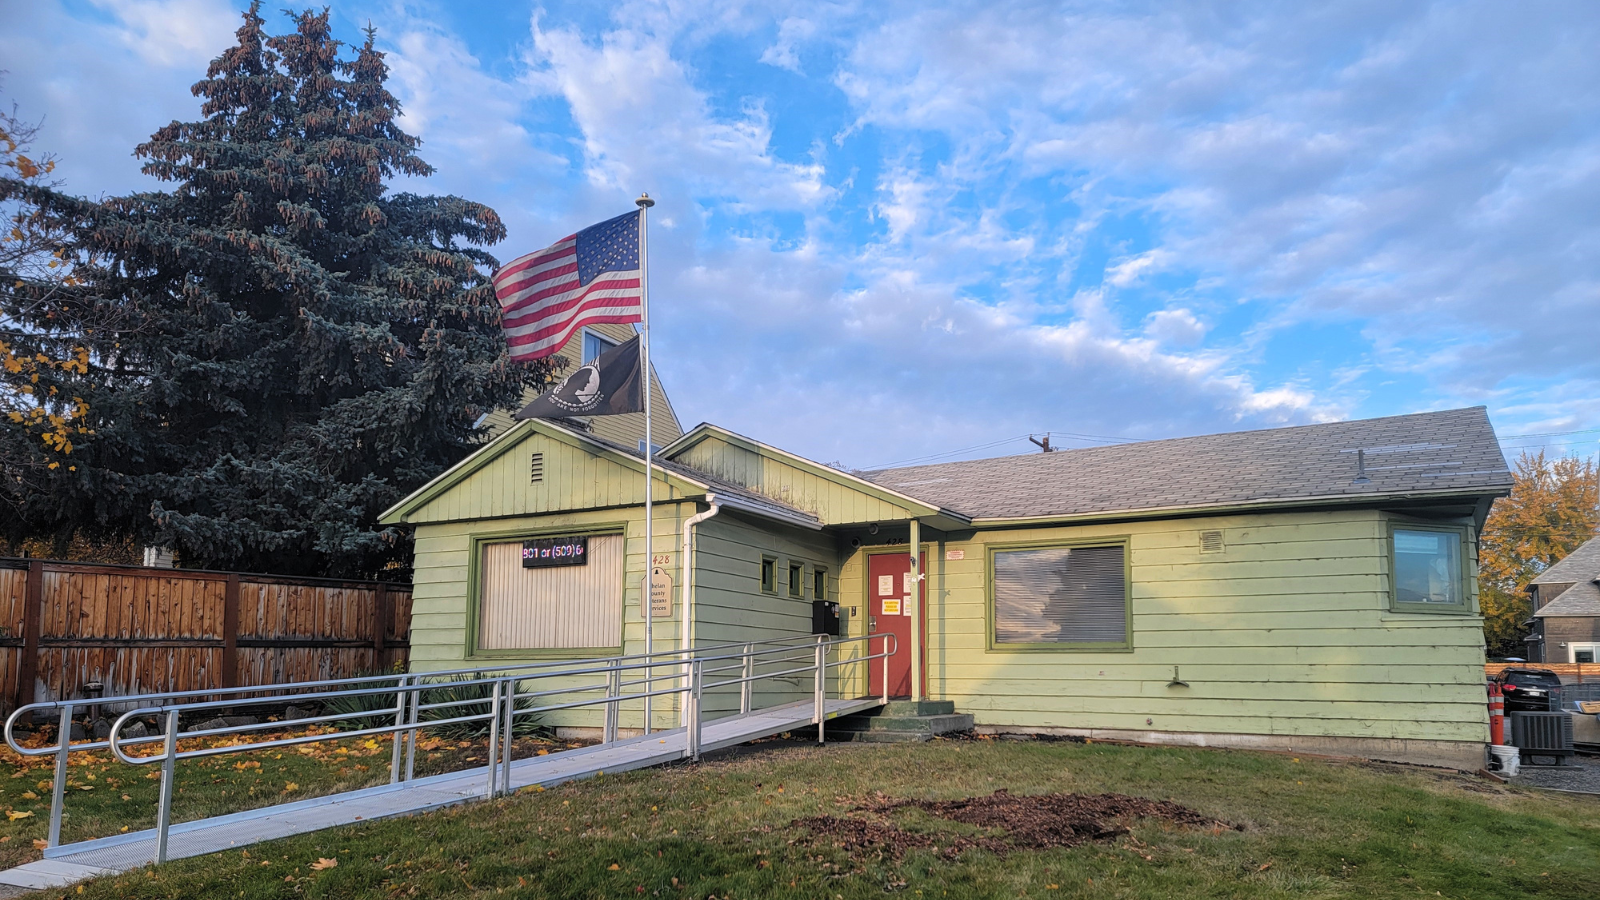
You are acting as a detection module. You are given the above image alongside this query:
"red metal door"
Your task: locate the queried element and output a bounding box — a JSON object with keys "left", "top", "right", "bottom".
{"left": 867, "top": 551, "right": 924, "bottom": 699}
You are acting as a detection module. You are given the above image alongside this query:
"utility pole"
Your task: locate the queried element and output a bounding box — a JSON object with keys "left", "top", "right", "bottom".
{"left": 1028, "top": 433, "right": 1055, "bottom": 453}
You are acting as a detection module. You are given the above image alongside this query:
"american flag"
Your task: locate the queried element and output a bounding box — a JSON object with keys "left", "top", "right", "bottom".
{"left": 493, "top": 211, "right": 643, "bottom": 362}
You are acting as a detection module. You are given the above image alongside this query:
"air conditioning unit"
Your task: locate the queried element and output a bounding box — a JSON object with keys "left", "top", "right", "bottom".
{"left": 1509, "top": 712, "right": 1575, "bottom": 766}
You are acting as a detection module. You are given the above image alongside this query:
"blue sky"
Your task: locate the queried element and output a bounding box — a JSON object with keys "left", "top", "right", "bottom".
{"left": 5, "top": 1, "right": 1600, "bottom": 468}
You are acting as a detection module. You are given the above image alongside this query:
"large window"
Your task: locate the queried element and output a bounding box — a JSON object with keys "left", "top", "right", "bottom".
{"left": 1390, "top": 525, "right": 1468, "bottom": 614}
{"left": 989, "top": 542, "right": 1130, "bottom": 649}
{"left": 476, "top": 534, "right": 624, "bottom": 652}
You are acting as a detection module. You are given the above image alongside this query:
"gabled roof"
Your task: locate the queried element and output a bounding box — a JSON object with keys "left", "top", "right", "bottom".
{"left": 664, "top": 423, "right": 965, "bottom": 525}
{"left": 1532, "top": 579, "right": 1600, "bottom": 618}
{"left": 378, "top": 418, "right": 820, "bottom": 530}
{"left": 863, "top": 407, "right": 1511, "bottom": 522}
{"left": 581, "top": 431, "right": 823, "bottom": 530}
{"left": 1530, "top": 535, "right": 1600, "bottom": 586}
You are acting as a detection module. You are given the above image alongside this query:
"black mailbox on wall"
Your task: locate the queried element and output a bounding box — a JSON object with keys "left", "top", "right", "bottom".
{"left": 812, "top": 600, "right": 841, "bottom": 636}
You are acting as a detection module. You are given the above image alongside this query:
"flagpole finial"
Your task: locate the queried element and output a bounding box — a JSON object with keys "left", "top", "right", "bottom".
{"left": 635, "top": 193, "right": 655, "bottom": 209}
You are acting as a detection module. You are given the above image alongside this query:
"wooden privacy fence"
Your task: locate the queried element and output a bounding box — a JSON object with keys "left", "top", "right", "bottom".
{"left": 0, "top": 557, "right": 412, "bottom": 711}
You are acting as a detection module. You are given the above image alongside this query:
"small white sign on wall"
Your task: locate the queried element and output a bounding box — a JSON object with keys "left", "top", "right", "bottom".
{"left": 945, "top": 549, "right": 965, "bottom": 560}
{"left": 877, "top": 574, "right": 895, "bottom": 597}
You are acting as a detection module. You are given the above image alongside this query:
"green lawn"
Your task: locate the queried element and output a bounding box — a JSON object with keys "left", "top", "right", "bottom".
{"left": 15, "top": 735, "right": 1597, "bottom": 900}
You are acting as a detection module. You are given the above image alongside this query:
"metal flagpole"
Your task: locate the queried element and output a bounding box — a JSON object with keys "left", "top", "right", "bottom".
{"left": 636, "top": 192, "right": 655, "bottom": 735}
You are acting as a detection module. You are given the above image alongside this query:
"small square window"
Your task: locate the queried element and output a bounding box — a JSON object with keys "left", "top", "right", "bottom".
{"left": 582, "top": 330, "right": 619, "bottom": 364}
{"left": 760, "top": 557, "right": 777, "bottom": 594}
{"left": 1390, "top": 525, "right": 1468, "bottom": 614}
{"left": 788, "top": 563, "right": 804, "bottom": 598}
{"left": 813, "top": 568, "right": 827, "bottom": 600}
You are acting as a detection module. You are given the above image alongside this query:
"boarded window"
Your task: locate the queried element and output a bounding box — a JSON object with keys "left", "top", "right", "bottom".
{"left": 788, "top": 563, "right": 803, "bottom": 598}
{"left": 477, "top": 534, "right": 624, "bottom": 651}
{"left": 813, "top": 568, "right": 827, "bottom": 600}
{"left": 760, "top": 557, "right": 777, "bottom": 593}
{"left": 992, "top": 545, "right": 1128, "bottom": 647}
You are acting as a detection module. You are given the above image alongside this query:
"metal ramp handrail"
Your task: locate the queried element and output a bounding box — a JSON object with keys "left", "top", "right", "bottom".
{"left": 7, "top": 632, "right": 895, "bottom": 863}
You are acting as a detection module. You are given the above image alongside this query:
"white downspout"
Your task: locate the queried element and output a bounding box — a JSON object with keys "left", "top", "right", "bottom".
{"left": 678, "top": 494, "right": 721, "bottom": 726}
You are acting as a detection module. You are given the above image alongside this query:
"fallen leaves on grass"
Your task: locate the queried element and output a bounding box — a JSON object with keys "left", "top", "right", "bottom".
{"left": 6, "top": 810, "right": 33, "bottom": 821}
{"left": 310, "top": 858, "right": 338, "bottom": 871}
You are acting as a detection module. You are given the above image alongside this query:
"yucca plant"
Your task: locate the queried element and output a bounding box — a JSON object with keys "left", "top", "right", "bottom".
{"left": 321, "top": 671, "right": 407, "bottom": 732}
{"left": 417, "top": 675, "right": 545, "bottom": 739}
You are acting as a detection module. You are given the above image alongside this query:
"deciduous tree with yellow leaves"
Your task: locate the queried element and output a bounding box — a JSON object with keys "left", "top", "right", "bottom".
{"left": 1478, "top": 451, "right": 1599, "bottom": 657}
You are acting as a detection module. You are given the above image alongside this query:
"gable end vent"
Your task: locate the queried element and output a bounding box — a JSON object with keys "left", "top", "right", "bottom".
{"left": 530, "top": 452, "right": 545, "bottom": 483}
{"left": 1199, "top": 530, "right": 1225, "bottom": 554}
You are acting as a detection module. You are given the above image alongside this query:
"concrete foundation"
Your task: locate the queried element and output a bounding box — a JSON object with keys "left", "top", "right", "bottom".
{"left": 974, "top": 725, "right": 1488, "bottom": 771}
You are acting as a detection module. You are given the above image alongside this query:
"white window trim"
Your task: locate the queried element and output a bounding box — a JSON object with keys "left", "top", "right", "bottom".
{"left": 1569, "top": 642, "right": 1599, "bottom": 664}
{"left": 581, "top": 327, "right": 620, "bottom": 364}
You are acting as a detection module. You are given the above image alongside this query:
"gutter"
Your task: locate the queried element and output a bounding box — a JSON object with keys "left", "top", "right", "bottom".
{"left": 964, "top": 485, "right": 1515, "bottom": 529}
{"left": 678, "top": 495, "right": 722, "bottom": 727}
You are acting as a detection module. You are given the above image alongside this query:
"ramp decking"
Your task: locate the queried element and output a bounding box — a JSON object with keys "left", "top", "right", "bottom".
{"left": 0, "top": 696, "right": 881, "bottom": 891}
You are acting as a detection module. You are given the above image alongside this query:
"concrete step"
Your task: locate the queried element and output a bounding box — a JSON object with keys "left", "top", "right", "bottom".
{"left": 828, "top": 729, "right": 933, "bottom": 743}
{"left": 881, "top": 700, "right": 956, "bottom": 717}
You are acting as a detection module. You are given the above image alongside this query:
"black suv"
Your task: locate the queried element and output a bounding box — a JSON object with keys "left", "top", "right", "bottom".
{"left": 1492, "top": 667, "right": 1563, "bottom": 713}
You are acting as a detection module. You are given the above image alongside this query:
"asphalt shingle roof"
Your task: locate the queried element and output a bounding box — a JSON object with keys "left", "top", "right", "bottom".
{"left": 1530, "top": 535, "right": 1600, "bottom": 586}
{"left": 1533, "top": 579, "right": 1600, "bottom": 618}
{"left": 863, "top": 406, "right": 1511, "bottom": 520}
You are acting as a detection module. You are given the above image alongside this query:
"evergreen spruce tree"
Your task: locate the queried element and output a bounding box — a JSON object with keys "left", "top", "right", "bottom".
{"left": 4, "top": 6, "right": 550, "bottom": 576}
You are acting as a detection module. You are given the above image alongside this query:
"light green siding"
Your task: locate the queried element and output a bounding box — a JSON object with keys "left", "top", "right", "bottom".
{"left": 670, "top": 433, "right": 918, "bottom": 525}
{"left": 836, "top": 508, "right": 1488, "bottom": 744}
{"left": 690, "top": 512, "right": 845, "bottom": 716}
{"left": 395, "top": 426, "right": 699, "bottom": 526}
{"left": 410, "top": 503, "right": 695, "bottom": 732}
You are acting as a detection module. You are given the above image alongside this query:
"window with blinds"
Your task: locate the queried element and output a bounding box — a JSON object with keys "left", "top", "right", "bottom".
{"left": 991, "top": 543, "right": 1129, "bottom": 648}
{"left": 477, "top": 534, "right": 624, "bottom": 651}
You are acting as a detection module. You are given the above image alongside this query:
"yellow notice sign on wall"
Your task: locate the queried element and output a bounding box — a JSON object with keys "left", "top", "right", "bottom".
{"left": 882, "top": 598, "right": 902, "bottom": 616}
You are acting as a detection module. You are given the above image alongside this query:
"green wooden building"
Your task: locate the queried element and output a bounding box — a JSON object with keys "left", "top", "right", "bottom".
{"left": 380, "top": 401, "right": 1511, "bottom": 770}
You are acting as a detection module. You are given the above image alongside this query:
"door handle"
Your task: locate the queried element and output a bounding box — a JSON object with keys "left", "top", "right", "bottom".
{"left": 868, "top": 616, "right": 877, "bottom": 631}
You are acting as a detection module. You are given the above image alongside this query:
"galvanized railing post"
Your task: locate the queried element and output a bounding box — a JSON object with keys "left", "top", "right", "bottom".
{"left": 501, "top": 678, "right": 516, "bottom": 795}
{"left": 404, "top": 678, "right": 421, "bottom": 782}
{"left": 689, "top": 659, "right": 703, "bottom": 762}
{"left": 739, "top": 643, "right": 753, "bottom": 715}
{"left": 485, "top": 678, "right": 503, "bottom": 798}
{"left": 603, "top": 661, "right": 620, "bottom": 744}
{"left": 47, "top": 702, "right": 73, "bottom": 849}
{"left": 155, "top": 709, "right": 179, "bottom": 864}
{"left": 814, "top": 636, "right": 826, "bottom": 743}
{"left": 389, "top": 674, "right": 409, "bottom": 784}
{"left": 881, "top": 634, "right": 890, "bottom": 705}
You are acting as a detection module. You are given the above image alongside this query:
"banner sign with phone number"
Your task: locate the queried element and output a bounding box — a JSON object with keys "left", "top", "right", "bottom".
{"left": 521, "top": 536, "right": 588, "bottom": 568}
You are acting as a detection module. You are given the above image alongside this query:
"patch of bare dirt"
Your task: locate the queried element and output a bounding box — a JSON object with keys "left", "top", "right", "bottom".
{"left": 793, "top": 789, "right": 1234, "bottom": 860}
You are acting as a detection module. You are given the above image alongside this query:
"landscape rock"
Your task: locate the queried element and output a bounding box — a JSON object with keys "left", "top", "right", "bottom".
{"left": 222, "top": 715, "right": 259, "bottom": 727}
{"left": 196, "top": 717, "right": 230, "bottom": 733}
{"left": 68, "top": 722, "right": 86, "bottom": 741}
{"left": 284, "top": 705, "right": 313, "bottom": 721}
{"left": 91, "top": 718, "right": 111, "bottom": 740}
{"left": 123, "top": 720, "right": 149, "bottom": 739}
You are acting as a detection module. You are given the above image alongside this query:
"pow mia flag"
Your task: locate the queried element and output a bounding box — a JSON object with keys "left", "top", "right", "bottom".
{"left": 515, "top": 334, "right": 643, "bottom": 420}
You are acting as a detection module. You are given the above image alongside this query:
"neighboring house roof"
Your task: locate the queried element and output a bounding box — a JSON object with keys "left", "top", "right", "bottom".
{"left": 863, "top": 407, "right": 1511, "bottom": 521}
{"left": 1532, "top": 579, "right": 1600, "bottom": 618}
{"left": 1530, "top": 535, "right": 1600, "bottom": 586}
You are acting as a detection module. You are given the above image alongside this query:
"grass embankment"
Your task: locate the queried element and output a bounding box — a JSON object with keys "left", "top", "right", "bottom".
{"left": 22, "top": 735, "right": 1600, "bottom": 900}
{"left": 0, "top": 726, "right": 572, "bottom": 872}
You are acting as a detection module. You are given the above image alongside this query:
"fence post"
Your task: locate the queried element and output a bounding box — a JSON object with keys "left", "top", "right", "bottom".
{"left": 155, "top": 709, "right": 179, "bottom": 864}
{"left": 603, "top": 661, "right": 619, "bottom": 744}
{"left": 373, "top": 583, "right": 389, "bottom": 666}
{"left": 814, "top": 636, "right": 825, "bottom": 744}
{"left": 221, "top": 574, "right": 240, "bottom": 690}
{"left": 739, "top": 643, "right": 753, "bottom": 715}
{"left": 485, "top": 679, "right": 502, "bottom": 799}
{"left": 47, "top": 701, "right": 72, "bottom": 849}
{"left": 17, "top": 560, "right": 43, "bottom": 711}
{"left": 389, "top": 674, "right": 409, "bottom": 784}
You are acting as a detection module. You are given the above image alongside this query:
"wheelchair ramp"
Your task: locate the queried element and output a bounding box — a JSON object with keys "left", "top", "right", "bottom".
{"left": 0, "top": 696, "right": 882, "bottom": 890}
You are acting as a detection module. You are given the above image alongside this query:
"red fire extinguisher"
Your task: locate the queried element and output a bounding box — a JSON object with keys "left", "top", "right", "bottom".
{"left": 1487, "top": 683, "right": 1505, "bottom": 745}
